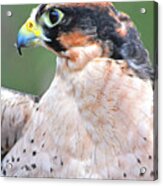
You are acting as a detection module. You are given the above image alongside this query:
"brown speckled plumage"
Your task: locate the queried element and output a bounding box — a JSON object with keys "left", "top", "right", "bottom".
{"left": 1, "top": 87, "right": 39, "bottom": 159}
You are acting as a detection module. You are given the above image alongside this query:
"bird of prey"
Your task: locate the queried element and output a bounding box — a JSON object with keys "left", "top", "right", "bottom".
{"left": 1, "top": 2, "right": 157, "bottom": 180}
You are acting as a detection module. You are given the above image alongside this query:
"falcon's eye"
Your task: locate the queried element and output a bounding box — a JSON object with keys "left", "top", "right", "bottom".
{"left": 49, "top": 10, "right": 60, "bottom": 24}
{"left": 40, "top": 9, "right": 64, "bottom": 28}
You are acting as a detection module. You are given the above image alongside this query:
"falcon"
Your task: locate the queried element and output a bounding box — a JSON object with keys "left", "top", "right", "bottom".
{"left": 1, "top": 2, "right": 156, "bottom": 180}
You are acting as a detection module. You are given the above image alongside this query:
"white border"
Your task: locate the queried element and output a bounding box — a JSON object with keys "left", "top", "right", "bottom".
{"left": 0, "top": 0, "right": 157, "bottom": 5}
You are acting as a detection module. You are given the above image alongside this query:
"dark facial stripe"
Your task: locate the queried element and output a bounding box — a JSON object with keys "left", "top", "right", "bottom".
{"left": 36, "top": 4, "right": 47, "bottom": 22}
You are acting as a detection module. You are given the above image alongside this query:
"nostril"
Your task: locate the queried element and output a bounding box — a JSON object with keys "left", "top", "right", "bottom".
{"left": 26, "top": 21, "right": 34, "bottom": 31}
{"left": 29, "top": 22, "right": 33, "bottom": 28}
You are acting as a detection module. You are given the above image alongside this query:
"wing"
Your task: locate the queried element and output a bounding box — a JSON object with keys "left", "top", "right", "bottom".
{"left": 1, "top": 87, "right": 39, "bottom": 159}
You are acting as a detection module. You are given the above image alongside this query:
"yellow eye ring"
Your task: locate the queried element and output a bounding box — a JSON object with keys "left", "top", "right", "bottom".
{"left": 40, "top": 8, "right": 64, "bottom": 28}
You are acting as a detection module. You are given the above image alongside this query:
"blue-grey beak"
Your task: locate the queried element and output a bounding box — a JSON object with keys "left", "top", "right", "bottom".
{"left": 16, "top": 19, "right": 43, "bottom": 55}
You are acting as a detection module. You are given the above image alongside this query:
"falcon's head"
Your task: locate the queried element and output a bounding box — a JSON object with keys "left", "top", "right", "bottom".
{"left": 17, "top": 3, "right": 153, "bottom": 79}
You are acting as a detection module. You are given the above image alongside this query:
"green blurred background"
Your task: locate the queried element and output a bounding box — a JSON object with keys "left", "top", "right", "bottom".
{"left": 1, "top": 2, "right": 157, "bottom": 96}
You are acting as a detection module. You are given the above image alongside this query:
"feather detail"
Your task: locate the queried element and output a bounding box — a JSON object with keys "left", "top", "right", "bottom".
{"left": 1, "top": 87, "right": 39, "bottom": 159}
{"left": 1, "top": 56, "right": 154, "bottom": 180}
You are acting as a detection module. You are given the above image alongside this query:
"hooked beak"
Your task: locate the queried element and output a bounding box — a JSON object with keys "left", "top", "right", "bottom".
{"left": 17, "top": 19, "right": 50, "bottom": 55}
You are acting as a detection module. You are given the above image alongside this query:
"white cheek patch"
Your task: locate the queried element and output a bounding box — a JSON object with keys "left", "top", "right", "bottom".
{"left": 30, "top": 7, "right": 39, "bottom": 21}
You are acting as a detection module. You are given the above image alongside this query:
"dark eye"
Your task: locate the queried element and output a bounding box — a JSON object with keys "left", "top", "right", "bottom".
{"left": 49, "top": 10, "right": 59, "bottom": 24}
{"left": 40, "top": 8, "right": 64, "bottom": 28}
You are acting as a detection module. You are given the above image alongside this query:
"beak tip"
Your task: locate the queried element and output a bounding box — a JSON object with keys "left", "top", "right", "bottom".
{"left": 16, "top": 31, "right": 26, "bottom": 56}
{"left": 17, "top": 46, "right": 22, "bottom": 56}
{"left": 16, "top": 38, "right": 23, "bottom": 56}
